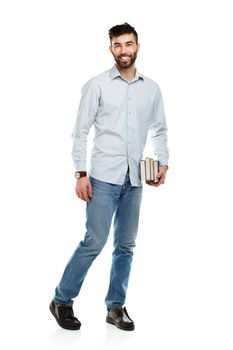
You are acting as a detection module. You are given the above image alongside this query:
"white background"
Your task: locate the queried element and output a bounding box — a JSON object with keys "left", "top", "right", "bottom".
{"left": 0, "top": 0, "right": 233, "bottom": 349}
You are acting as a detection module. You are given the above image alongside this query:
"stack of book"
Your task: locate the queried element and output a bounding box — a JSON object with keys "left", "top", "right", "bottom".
{"left": 140, "top": 158, "right": 159, "bottom": 183}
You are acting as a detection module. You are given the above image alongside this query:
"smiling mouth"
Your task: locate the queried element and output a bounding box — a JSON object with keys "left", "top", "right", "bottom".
{"left": 119, "top": 56, "right": 130, "bottom": 61}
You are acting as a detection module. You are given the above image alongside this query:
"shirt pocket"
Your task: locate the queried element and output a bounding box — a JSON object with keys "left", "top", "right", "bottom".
{"left": 137, "top": 105, "right": 153, "bottom": 123}
{"left": 136, "top": 95, "right": 153, "bottom": 123}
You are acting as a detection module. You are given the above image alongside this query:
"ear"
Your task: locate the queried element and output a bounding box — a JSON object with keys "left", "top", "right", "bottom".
{"left": 137, "top": 43, "right": 140, "bottom": 52}
{"left": 109, "top": 45, "right": 113, "bottom": 54}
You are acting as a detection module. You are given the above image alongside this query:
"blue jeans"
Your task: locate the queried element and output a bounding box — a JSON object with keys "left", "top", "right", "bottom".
{"left": 54, "top": 174, "right": 142, "bottom": 310}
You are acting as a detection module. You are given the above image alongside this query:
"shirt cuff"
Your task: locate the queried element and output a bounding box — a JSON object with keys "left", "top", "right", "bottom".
{"left": 74, "top": 160, "right": 86, "bottom": 172}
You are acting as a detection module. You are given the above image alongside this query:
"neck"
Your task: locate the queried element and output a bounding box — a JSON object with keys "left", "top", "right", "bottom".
{"left": 116, "top": 64, "right": 136, "bottom": 82}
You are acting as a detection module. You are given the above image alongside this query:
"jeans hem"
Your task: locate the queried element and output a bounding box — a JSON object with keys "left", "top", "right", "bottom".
{"left": 106, "top": 303, "right": 123, "bottom": 311}
{"left": 53, "top": 298, "right": 74, "bottom": 307}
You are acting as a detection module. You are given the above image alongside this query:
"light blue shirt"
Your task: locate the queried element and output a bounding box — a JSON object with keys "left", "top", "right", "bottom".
{"left": 72, "top": 65, "right": 169, "bottom": 187}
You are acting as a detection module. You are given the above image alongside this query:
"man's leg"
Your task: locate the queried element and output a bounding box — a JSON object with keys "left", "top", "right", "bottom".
{"left": 105, "top": 174, "right": 142, "bottom": 310}
{"left": 54, "top": 176, "right": 121, "bottom": 306}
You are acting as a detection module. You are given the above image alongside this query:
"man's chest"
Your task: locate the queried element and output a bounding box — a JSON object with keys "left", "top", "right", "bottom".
{"left": 98, "top": 82, "right": 156, "bottom": 120}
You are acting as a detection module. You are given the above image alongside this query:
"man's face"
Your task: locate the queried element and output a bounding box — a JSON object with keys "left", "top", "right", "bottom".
{"left": 109, "top": 33, "right": 140, "bottom": 69}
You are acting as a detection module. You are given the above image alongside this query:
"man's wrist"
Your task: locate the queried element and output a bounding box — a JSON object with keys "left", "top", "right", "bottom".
{"left": 75, "top": 171, "right": 87, "bottom": 179}
{"left": 160, "top": 164, "right": 168, "bottom": 171}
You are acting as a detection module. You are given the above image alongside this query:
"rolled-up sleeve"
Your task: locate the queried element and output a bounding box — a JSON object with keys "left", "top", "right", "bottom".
{"left": 71, "top": 80, "right": 100, "bottom": 171}
{"left": 149, "top": 87, "right": 169, "bottom": 165}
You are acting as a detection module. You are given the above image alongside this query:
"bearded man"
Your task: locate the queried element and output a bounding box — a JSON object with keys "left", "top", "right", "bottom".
{"left": 50, "top": 22, "right": 169, "bottom": 331}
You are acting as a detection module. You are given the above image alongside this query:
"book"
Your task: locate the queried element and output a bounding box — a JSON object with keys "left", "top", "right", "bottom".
{"left": 140, "top": 160, "right": 146, "bottom": 182}
{"left": 140, "top": 158, "right": 159, "bottom": 183}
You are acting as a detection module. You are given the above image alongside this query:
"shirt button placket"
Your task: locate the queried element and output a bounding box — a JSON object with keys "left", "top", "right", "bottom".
{"left": 127, "top": 86, "right": 131, "bottom": 168}
{"left": 127, "top": 86, "right": 132, "bottom": 154}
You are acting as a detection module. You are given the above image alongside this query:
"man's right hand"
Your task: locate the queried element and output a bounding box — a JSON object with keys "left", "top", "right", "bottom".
{"left": 75, "top": 177, "right": 93, "bottom": 202}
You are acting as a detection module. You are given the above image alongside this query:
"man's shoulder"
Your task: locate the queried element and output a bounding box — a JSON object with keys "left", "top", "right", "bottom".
{"left": 83, "top": 69, "right": 110, "bottom": 88}
{"left": 141, "top": 73, "right": 160, "bottom": 90}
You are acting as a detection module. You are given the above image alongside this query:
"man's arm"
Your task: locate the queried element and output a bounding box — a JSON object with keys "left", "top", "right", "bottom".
{"left": 72, "top": 79, "right": 100, "bottom": 200}
{"left": 71, "top": 79, "right": 100, "bottom": 172}
{"left": 148, "top": 87, "right": 169, "bottom": 187}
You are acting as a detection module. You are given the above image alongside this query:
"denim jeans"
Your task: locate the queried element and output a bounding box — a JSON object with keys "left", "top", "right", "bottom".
{"left": 54, "top": 173, "right": 142, "bottom": 310}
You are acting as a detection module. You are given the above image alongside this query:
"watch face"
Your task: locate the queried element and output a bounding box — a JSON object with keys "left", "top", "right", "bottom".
{"left": 75, "top": 171, "right": 86, "bottom": 179}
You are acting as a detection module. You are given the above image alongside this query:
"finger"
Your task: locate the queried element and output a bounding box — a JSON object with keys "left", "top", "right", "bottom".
{"left": 158, "top": 168, "right": 164, "bottom": 179}
{"left": 87, "top": 182, "right": 93, "bottom": 198}
{"left": 82, "top": 190, "right": 89, "bottom": 202}
{"left": 76, "top": 187, "right": 82, "bottom": 198}
{"left": 155, "top": 176, "right": 165, "bottom": 187}
{"left": 146, "top": 181, "right": 157, "bottom": 186}
{"left": 78, "top": 191, "right": 87, "bottom": 201}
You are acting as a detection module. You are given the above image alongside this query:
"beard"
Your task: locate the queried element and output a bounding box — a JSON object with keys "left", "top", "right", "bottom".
{"left": 113, "top": 51, "right": 138, "bottom": 69}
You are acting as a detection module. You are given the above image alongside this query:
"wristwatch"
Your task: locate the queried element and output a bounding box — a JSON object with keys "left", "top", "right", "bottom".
{"left": 75, "top": 171, "right": 87, "bottom": 179}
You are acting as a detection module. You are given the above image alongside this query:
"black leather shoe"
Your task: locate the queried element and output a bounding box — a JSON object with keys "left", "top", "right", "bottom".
{"left": 106, "top": 306, "right": 135, "bottom": 331}
{"left": 49, "top": 300, "right": 81, "bottom": 330}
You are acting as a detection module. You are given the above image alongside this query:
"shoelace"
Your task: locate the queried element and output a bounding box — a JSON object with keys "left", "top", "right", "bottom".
{"left": 116, "top": 306, "right": 132, "bottom": 321}
{"left": 123, "top": 307, "right": 132, "bottom": 321}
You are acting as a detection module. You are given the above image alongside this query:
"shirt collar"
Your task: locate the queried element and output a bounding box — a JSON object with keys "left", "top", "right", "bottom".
{"left": 109, "top": 65, "right": 144, "bottom": 82}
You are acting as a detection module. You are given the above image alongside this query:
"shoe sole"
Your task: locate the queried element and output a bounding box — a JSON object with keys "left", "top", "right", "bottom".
{"left": 49, "top": 303, "right": 81, "bottom": 330}
{"left": 106, "top": 316, "right": 135, "bottom": 331}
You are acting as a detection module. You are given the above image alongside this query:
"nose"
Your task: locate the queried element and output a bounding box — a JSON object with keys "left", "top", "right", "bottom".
{"left": 119, "top": 44, "right": 128, "bottom": 55}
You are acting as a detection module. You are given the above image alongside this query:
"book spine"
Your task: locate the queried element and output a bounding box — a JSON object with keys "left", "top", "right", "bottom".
{"left": 153, "top": 160, "right": 159, "bottom": 183}
{"left": 145, "top": 158, "right": 151, "bottom": 181}
{"left": 150, "top": 158, "right": 154, "bottom": 181}
{"left": 140, "top": 160, "right": 146, "bottom": 182}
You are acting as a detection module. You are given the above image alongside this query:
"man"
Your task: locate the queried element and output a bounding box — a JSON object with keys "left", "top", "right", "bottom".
{"left": 50, "top": 23, "right": 169, "bottom": 331}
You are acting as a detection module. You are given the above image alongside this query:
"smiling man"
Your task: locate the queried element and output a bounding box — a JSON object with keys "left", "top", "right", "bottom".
{"left": 50, "top": 23, "right": 169, "bottom": 331}
{"left": 111, "top": 34, "right": 138, "bottom": 69}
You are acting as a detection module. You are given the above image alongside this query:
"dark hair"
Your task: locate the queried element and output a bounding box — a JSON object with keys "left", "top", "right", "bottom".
{"left": 108, "top": 22, "right": 138, "bottom": 44}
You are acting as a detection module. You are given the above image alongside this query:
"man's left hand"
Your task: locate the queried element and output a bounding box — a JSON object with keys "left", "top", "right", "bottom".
{"left": 146, "top": 165, "right": 168, "bottom": 187}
